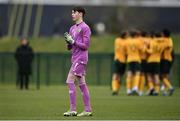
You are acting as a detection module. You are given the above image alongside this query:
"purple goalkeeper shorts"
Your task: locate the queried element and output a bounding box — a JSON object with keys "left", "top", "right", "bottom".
{"left": 71, "top": 61, "right": 86, "bottom": 77}
{"left": 66, "top": 61, "right": 86, "bottom": 84}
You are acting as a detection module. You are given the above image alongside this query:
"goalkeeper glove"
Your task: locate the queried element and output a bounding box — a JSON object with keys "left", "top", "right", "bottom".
{"left": 64, "top": 32, "right": 75, "bottom": 44}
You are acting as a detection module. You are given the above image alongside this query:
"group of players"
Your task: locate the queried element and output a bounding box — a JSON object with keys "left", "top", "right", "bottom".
{"left": 111, "top": 29, "right": 175, "bottom": 96}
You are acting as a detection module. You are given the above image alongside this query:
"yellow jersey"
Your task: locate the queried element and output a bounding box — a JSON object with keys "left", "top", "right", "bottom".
{"left": 147, "top": 37, "right": 167, "bottom": 63}
{"left": 161, "top": 37, "right": 173, "bottom": 61}
{"left": 114, "top": 37, "right": 126, "bottom": 63}
{"left": 125, "top": 37, "right": 144, "bottom": 63}
{"left": 139, "top": 37, "right": 150, "bottom": 60}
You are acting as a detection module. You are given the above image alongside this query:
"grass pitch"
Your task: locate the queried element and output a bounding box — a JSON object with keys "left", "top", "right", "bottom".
{"left": 1, "top": 34, "right": 180, "bottom": 53}
{"left": 0, "top": 85, "right": 180, "bottom": 120}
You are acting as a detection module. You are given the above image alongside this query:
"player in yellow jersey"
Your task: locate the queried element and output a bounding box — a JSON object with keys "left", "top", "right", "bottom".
{"left": 160, "top": 29, "right": 175, "bottom": 96}
{"left": 111, "top": 31, "right": 128, "bottom": 95}
{"left": 125, "top": 30, "right": 144, "bottom": 95}
{"left": 138, "top": 31, "right": 150, "bottom": 96}
{"left": 146, "top": 32, "right": 168, "bottom": 96}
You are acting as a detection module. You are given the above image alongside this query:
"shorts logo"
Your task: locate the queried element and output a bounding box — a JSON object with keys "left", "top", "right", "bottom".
{"left": 73, "top": 63, "right": 79, "bottom": 71}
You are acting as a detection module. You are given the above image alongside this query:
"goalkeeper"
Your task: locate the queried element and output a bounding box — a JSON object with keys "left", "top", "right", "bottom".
{"left": 63, "top": 6, "right": 92, "bottom": 117}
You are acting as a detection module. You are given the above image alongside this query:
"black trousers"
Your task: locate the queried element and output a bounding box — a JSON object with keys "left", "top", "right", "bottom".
{"left": 17, "top": 73, "right": 29, "bottom": 90}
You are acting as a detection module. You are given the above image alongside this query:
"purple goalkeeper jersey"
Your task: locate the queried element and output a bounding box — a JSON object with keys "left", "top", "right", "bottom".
{"left": 67, "top": 21, "right": 91, "bottom": 64}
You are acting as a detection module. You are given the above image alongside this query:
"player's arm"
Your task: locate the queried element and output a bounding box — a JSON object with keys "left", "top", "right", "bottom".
{"left": 146, "top": 41, "right": 153, "bottom": 54}
{"left": 161, "top": 39, "right": 170, "bottom": 51}
{"left": 114, "top": 39, "right": 119, "bottom": 53}
{"left": 166, "top": 39, "right": 173, "bottom": 48}
{"left": 137, "top": 39, "right": 144, "bottom": 52}
{"left": 124, "top": 40, "right": 127, "bottom": 56}
{"left": 74, "top": 27, "right": 91, "bottom": 50}
{"left": 140, "top": 41, "right": 147, "bottom": 53}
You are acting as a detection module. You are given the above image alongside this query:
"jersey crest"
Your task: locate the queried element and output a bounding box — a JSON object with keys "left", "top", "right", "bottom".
{"left": 76, "top": 28, "right": 81, "bottom": 33}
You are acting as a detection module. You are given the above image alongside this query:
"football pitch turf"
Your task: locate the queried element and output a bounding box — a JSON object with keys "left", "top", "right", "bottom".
{"left": 0, "top": 85, "right": 180, "bottom": 120}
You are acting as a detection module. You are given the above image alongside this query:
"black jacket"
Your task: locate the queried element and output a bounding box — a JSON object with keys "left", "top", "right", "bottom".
{"left": 15, "top": 45, "right": 34, "bottom": 75}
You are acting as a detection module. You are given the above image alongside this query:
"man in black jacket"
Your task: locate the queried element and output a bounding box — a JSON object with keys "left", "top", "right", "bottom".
{"left": 15, "top": 38, "right": 34, "bottom": 90}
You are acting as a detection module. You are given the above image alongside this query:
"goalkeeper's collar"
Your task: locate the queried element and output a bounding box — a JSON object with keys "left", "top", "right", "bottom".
{"left": 76, "top": 21, "right": 84, "bottom": 26}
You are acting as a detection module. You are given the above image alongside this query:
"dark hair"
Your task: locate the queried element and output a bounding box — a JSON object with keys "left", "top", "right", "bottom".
{"left": 120, "top": 31, "right": 128, "bottom": 38}
{"left": 162, "top": 29, "right": 171, "bottom": 37}
{"left": 72, "top": 6, "right": 86, "bottom": 17}
{"left": 150, "top": 30, "right": 155, "bottom": 38}
{"left": 141, "top": 31, "right": 148, "bottom": 37}
{"left": 155, "top": 31, "right": 162, "bottom": 37}
{"left": 130, "top": 29, "right": 140, "bottom": 37}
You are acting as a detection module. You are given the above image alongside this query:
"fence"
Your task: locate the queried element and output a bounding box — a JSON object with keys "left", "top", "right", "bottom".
{"left": 0, "top": 53, "right": 180, "bottom": 89}
{"left": 0, "top": 53, "right": 114, "bottom": 88}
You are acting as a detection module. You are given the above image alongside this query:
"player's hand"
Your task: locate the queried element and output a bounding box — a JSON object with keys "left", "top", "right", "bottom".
{"left": 64, "top": 32, "right": 70, "bottom": 44}
{"left": 64, "top": 32, "right": 75, "bottom": 44}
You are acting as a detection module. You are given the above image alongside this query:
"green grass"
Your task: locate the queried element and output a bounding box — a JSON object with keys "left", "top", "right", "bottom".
{"left": 0, "top": 34, "right": 179, "bottom": 53}
{"left": 0, "top": 35, "right": 116, "bottom": 53}
{"left": 0, "top": 85, "right": 180, "bottom": 120}
{"left": 0, "top": 34, "right": 180, "bottom": 53}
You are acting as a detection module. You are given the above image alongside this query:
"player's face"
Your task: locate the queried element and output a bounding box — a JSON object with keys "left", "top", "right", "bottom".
{"left": 71, "top": 10, "right": 81, "bottom": 22}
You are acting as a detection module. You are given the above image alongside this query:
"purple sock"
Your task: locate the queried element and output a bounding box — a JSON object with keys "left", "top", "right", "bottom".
{"left": 68, "top": 83, "right": 76, "bottom": 111}
{"left": 79, "top": 84, "right": 92, "bottom": 112}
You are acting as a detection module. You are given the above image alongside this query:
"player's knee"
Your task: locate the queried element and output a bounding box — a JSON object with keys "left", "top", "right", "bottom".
{"left": 66, "top": 74, "right": 77, "bottom": 83}
{"left": 112, "top": 73, "right": 120, "bottom": 80}
{"left": 69, "top": 89, "right": 75, "bottom": 94}
{"left": 66, "top": 80, "right": 74, "bottom": 84}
